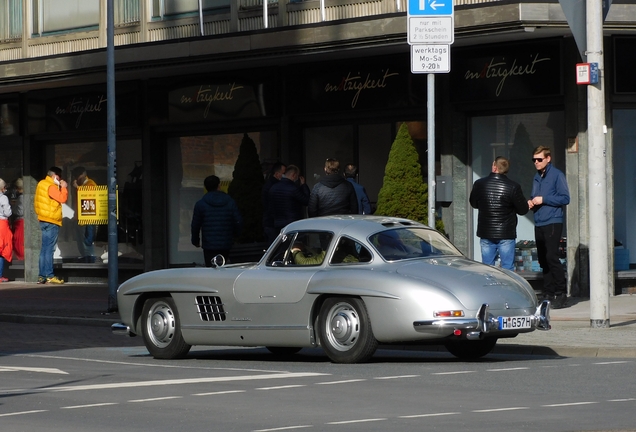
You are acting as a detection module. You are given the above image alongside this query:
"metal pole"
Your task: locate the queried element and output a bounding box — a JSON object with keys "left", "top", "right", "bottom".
{"left": 198, "top": 0, "right": 204, "bottom": 36}
{"left": 427, "top": 74, "right": 436, "bottom": 229}
{"left": 107, "top": 0, "right": 119, "bottom": 312}
{"left": 587, "top": 0, "right": 610, "bottom": 327}
{"left": 263, "top": 0, "right": 268, "bottom": 29}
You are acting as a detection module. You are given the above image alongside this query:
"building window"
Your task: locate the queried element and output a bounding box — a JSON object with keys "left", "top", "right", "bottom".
{"left": 152, "top": 0, "right": 230, "bottom": 19}
{"left": 32, "top": 0, "right": 99, "bottom": 35}
{"left": 0, "top": 0, "right": 22, "bottom": 41}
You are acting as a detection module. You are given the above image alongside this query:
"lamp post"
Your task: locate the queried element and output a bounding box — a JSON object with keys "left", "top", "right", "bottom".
{"left": 106, "top": 0, "right": 119, "bottom": 312}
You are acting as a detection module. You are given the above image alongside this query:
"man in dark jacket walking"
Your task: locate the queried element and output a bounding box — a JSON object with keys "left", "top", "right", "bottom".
{"left": 308, "top": 158, "right": 358, "bottom": 217}
{"left": 469, "top": 156, "right": 529, "bottom": 271}
{"left": 269, "top": 165, "right": 310, "bottom": 230}
{"left": 262, "top": 162, "right": 286, "bottom": 244}
{"left": 191, "top": 175, "right": 242, "bottom": 266}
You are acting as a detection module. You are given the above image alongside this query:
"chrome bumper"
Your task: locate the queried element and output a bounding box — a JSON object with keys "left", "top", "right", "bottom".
{"left": 413, "top": 300, "right": 551, "bottom": 340}
{"left": 111, "top": 322, "right": 135, "bottom": 337}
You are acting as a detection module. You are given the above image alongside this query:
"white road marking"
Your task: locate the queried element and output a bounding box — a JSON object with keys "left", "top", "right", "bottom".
{"left": 61, "top": 403, "right": 118, "bottom": 409}
{"left": 129, "top": 396, "right": 183, "bottom": 403}
{"left": 326, "top": 418, "right": 387, "bottom": 425}
{"left": 253, "top": 426, "right": 313, "bottom": 431}
{"left": 0, "top": 366, "right": 68, "bottom": 375}
{"left": 594, "top": 361, "right": 632, "bottom": 365}
{"left": 256, "top": 385, "right": 306, "bottom": 391}
{"left": 473, "top": 407, "right": 529, "bottom": 413}
{"left": 315, "top": 379, "right": 366, "bottom": 385}
{"left": 19, "top": 353, "right": 286, "bottom": 373}
{"left": 487, "top": 367, "right": 529, "bottom": 372}
{"left": 608, "top": 398, "right": 636, "bottom": 402}
{"left": 542, "top": 402, "right": 598, "bottom": 407}
{"left": 0, "top": 410, "right": 48, "bottom": 417}
{"left": 193, "top": 390, "right": 246, "bottom": 396}
{"left": 399, "top": 412, "right": 460, "bottom": 419}
{"left": 432, "top": 370, "right": 475, "bottom": 375}
{"left": 374, "top": 375, "right": 420, "bottom": 380}
{"left": 2, "top": 372, "right": 328, "bottom": 395}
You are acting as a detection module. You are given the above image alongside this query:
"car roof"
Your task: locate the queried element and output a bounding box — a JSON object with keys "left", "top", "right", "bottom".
{"left": 281, "top": 215, "right": 431, "bottom": 238}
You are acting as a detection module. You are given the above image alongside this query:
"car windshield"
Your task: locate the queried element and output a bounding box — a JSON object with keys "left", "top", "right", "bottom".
{"left": 369, "top": 227, "right": 462, "bottom": 261}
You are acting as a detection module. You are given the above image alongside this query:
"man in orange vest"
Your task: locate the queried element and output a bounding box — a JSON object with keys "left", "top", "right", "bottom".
{"left": 34, "top": 167, "right": 68, "bottom": 284}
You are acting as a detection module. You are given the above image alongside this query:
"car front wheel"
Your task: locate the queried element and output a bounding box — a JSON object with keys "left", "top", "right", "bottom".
{"left": 141, "top": 297, "right": 191, "bottom": 359}
{"left": 444, "top": 337, "right": 498, "bottom": 360}
{"left": 318, "top": 297, "right": 378, "bottom": 364}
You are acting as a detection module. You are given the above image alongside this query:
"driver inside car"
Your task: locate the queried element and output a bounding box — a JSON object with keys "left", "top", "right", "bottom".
{"left": 291, "top": 241, "right": 326, "bottom": 265}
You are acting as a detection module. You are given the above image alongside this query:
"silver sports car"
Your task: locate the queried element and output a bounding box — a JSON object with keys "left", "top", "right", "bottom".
{"left": 113, "top": 215, "right": 550, "bottom": 363}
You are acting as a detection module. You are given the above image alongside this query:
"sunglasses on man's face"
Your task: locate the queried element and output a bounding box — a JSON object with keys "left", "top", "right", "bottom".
{"left": 532, "top": 158, "right": 544, "bottom": 163}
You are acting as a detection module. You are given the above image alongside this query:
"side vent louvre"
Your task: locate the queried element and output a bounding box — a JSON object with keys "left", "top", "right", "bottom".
{"left": 195, "top": 296, "right": 226, "bottom": 321}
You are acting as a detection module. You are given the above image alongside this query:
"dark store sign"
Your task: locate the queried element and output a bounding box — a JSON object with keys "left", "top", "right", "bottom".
{"left": 169, "top": 82, "right": 264, "bottom": 122}
{"left": 52, "top": 94, "right": 107, "bottom": 129}
{"left": 289, "top": 60, "right": 422, "bottom": 114}
{"left": 323, "top": 69, "right": 400, "bottom": 109}
{"left": 614, "top": 37, "right": 636, "bottom": 93}
{"left": 45, "top": 87, "right": 138, "bottom": 131}
{"left": 451, "top": 40, "right": 562, "bottom": 102}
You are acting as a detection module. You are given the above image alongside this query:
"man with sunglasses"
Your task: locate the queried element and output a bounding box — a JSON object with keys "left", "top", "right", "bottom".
{"left": 528, "top": 146, "right": 570, "bottom": 309}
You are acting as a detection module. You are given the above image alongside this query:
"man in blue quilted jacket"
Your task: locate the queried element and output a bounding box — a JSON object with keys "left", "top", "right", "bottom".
{"left": 191, "top": 175, "right": 242, "bottom": 266}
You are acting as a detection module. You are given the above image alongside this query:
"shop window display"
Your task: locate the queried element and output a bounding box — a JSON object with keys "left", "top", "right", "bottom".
{"left": 167, "top": 131, "right": 279, "bottom": 266}
{"left": 44, "top": 140, "right": 143, "bottom": 265}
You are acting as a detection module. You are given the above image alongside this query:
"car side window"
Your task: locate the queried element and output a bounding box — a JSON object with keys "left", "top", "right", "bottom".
{"left": 330, "top": 237, "right": 372, "bottom": 265}
{"left": 266, "top": 234, "right": 295, "bottom": 267}
{"left": 290, "top": 231, "right": 333, "bottom": 266}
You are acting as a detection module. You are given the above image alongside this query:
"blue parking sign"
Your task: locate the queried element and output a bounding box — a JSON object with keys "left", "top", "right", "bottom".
{"left": 408, "top": 0, "right": 453, "bottom": 16}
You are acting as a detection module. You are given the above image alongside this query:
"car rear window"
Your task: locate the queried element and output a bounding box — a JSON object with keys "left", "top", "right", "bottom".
{"left": 369, "top": 227, "right": 462, "bottom": 261}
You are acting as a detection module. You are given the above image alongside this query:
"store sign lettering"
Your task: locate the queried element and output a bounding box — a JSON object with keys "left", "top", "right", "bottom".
{"left": 462, "top": 54, "right": 551, "bottom": 97}
{"left": 54, "top": 95, "right": 107, "bottom": 129}
{"left": 178, "top": 83, "right": 244, "bottom": 118}
{"left": 324, "top": 69, "right": 399, "bottom": 108}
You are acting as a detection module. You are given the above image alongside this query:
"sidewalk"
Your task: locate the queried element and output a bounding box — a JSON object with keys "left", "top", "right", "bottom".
{"left": 0, "top": 281, "right": 635, "bottom": 358}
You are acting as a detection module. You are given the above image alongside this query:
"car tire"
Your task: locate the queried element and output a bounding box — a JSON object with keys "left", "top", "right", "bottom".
{"left": 141, "top": 297, "right": 191, "bottom": 359}
{"left": 318, "top": 297, "right": 378, "bottom": 364}
{"left": 265, "top": 347, "right": 302, "bottom": 356}
{"left": 444, "top": 337, "right": 498, "bottom": 360}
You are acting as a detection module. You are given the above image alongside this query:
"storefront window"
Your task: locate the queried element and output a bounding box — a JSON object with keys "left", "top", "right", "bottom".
{"left": 471, "top": 112, "right": 565, "bottom": 263}
{"left": 613, "top": 109, "right": 636, "bottom": 266}
{"left": 34, "top": 0, "right": 99, "bottom": 34}
{"left": 167, "top": 131, "right": 278, "bottom": 266}
{"left": 43, "top": 140, "right": 143, "bottom": 265}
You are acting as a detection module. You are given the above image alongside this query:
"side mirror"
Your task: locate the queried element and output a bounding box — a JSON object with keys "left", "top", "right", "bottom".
{"left": 211, "top": 254, "right": 226, "bottom": 268}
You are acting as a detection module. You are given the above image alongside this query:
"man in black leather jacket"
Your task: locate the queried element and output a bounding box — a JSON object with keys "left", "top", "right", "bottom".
{"left": 469, "top": 156, "right": 529, "bottom": 270}
{"left": 308, "top": 158, "right": 358, "bottom": 217}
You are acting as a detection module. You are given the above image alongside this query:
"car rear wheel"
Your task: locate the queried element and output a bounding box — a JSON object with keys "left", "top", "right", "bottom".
{"left": 318, "top": 297, "right": 378, "bottom": 364}
{"left": 141, "top": 297, "right": 191, "bottom": 359}
{"left": 444, "top": 337, "right": 498, "bottom": 360}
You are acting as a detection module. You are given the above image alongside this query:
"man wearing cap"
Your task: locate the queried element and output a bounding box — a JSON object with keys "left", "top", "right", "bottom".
{"left": 72, "top": 166, "right": 98, "bottom": 263}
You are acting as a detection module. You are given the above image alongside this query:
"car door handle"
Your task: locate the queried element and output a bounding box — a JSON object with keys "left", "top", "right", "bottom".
{"left": 260, "top": 295, "right": 277, "bottom": 298}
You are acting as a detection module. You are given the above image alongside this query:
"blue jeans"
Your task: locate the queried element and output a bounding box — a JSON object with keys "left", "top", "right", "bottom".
{"left": 480, "top": 238, "right": 516, "bottom": 271}
{"left": 39, "top": 222, "right": 59, "bottom": 278}
{"left": 76, "top": 221, "right": 96, "bottom": 258}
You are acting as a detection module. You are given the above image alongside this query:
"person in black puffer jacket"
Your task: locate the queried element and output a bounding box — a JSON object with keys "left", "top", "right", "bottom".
{"left": 308, "top": 158, "right": 358, "bottom": 217}
{"left": 191, "top": 175, "right": 242, "bottom": 266}
{"left": 469, "top": 156, "right": 529, "bottom": 271}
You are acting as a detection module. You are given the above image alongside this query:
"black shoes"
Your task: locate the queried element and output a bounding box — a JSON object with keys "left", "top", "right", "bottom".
{"left": 551, "top": 293, "right": 568, "bottom": 309}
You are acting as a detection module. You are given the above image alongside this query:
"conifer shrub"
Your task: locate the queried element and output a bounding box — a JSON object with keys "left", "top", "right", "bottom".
{"left": 228, "top": 133, "right": 265, "bottom": 243}
{"left": 376, "top": 122, "right": 445, "bottom": 232}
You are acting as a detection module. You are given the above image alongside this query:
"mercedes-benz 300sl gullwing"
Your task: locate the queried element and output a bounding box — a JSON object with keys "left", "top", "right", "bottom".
{"left": 113, "top": 215, "right": 550, "bottom": 363}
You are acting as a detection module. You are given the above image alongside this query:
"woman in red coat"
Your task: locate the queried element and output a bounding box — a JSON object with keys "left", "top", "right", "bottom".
{"left": 0, "top": 178, "right": 13, "bottom": 282}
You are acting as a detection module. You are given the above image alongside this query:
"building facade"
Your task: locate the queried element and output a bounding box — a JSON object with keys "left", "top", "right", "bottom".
{"left": 1, "top": 0, "right": 635, "bottom": 294}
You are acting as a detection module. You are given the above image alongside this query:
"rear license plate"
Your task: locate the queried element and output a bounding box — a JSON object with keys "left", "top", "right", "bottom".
{"left": 498, "top": 316, "right": 532, "bottom": 330}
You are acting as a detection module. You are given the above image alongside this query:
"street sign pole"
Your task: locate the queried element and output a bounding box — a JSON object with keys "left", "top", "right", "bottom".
{"left": 407, "top": 0, "right": 454, "bottom": 229}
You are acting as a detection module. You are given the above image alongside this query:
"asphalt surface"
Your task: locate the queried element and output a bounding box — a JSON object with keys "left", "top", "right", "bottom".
{"left": 0, "top": 281, "right": 635, "bottom": 358}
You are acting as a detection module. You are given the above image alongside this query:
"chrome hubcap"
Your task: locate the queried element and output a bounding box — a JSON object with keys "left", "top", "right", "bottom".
{"left": 326, "top": 303, "right": 360, "bottom": 352}
{"left": 147, "top": 302, "right": 175, "bottom": 348}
